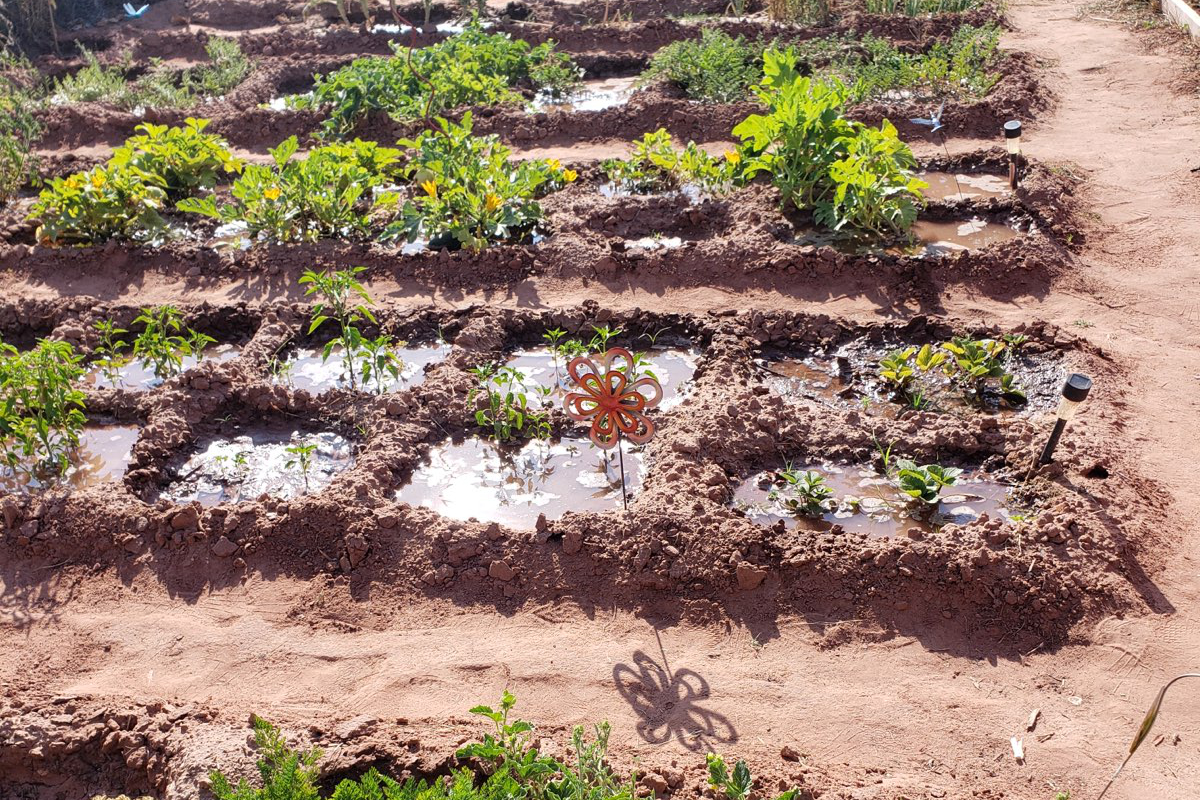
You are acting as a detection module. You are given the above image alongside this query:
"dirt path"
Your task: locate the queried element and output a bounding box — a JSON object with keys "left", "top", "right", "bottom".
{"left": 5, "top": 2, "right": 1200, "bottom": 799}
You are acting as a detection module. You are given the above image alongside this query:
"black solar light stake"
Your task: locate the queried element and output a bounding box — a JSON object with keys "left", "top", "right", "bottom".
{"left": 1004, "top": 120, "right": 1022, "bottom": 191}
{"left": 1038, "top": 373, "right": 1092, "bottom": 466}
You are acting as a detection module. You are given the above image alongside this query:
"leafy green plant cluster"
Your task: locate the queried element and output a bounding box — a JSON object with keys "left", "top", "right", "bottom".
{"left": 32, "top": 118, "right": 243, "bottom": 245}
{"left": 469, "top": 363, "right": 551, "bottom": 443}
{"left": 0, "top": 50, "right": 41, "bottom": 204}
{"left": 865, "top": 0, "right": 981, "bottom": 15}
{"left": 601, "top": 129, "right": 739, "bottom": 195}
{"left": 210, "top": 694, "right": 654, "bottom": 800}
{"left": 811, "top": 24, "right": 1003, "bottom": 102}
{"left": 734, "top": 51, "right": 926, "bottom": 236}
{"left": 299, "top": 21, "right": 580, "bottom": 138}
{"left": 708, "top": 753, "right": 797, "bottom": 800}
{"left": 641, "top": 28, "right": 764, "bottom": 103}
{"left": 893, "top": 459, "right": 961, "bottom": 504}
{"left": 53, "top": 39, "right": 252, "bottom": 109}
{"left": 767, "top": 0, "right": 832, "bottom": 24}
{"left": 180, "top": 137, "right": 402, "bottom": 244}
{"left": 300, "top": 267, "right": 405, "bottom": 395}
{"left": 876, "top": 335, "right": 1027, "bottom": 409}
{"left": 382, "top": 113, "right": 575, "bottom": 251}
{"left": 0, "top": 338, "right": 87, "bottom": 487}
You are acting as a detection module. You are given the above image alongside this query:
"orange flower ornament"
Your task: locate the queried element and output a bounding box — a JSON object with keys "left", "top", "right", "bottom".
{"left": 563, "top": 348, "right": 662, "bottom": 450}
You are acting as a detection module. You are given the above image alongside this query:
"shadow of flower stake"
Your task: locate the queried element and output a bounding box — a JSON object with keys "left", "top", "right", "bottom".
{"left": 563, "top": 347, "right": 662, "bottom": 510}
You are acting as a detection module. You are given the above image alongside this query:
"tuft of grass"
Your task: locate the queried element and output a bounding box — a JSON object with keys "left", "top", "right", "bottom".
{"left": 0, "top": 49, "right": 41, "bottom": 202}
{"left": 865, "top": 0, "right": 981, "bottom": 14}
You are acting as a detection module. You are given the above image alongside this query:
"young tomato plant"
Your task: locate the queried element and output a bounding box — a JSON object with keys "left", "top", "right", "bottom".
{"left": 468, "top": 363, "right": 550, "bottom": 443}
{"left": 131, "top": 306, "right": 213, "bottom": 380}
{"left": 299, "top": 267, "right": 375, "bottom": 391}
{"left": 0, "top": 339, "right": 88, "bottom": 486}
{"left": 285, "top": 441, "right": 317, "bottom": 494}
{"left": 92, "top": 320, "right": 131, "bottom": 386}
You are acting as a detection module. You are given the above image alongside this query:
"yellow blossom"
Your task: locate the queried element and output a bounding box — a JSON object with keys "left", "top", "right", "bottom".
{"left": 484, "top": 193, "right": 502, "bottom": 212}
{"left": 90, "top": 172, "right": 108, "bottom": 189}
{"left": 562, "top": 169, "right": 578, "bottom": 183}
{"left": 263, "top": 187, "right": 282, "bottom": 201}
{"left": 547, "top": 158, "right": 562, "bottom": 171}
{"left": 724, "top": 150, "right": 741, "bottom": 165}
{"left": 421, "top": 180, "right": 438, "bottom": 199}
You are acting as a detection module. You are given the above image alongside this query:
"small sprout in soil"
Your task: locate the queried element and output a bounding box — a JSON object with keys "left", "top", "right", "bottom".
{"left": 469, "top": 363, "right": 551, "bottom": 443}
{"left": 768, "top": 466, "right": 835, "bottom": 517}
{"left": 1073, "top": 319, "right": 1095, "bottom": 328}
{"left": 708, "top": 752, "right": 799, "bottom": 800}
{"left": 894, "top": 460, "right": 962, "bottom": 505}
{"left": 130, "top": 305, "right": 213, "bottom": 381}
{"left": 92, "top": 320, "right": 131, "bottom": 386}
{"left": 209, "top": 717, "right": 321, "bottom": 800}
{"left": 269, "top": 354, "right": 295, "bottom": 388}
{"left": 285, "top": 442, "right": 317, "bottom": 494}
{"left": 589, "top": 324, "right": 621, "bottom": 352}
{"left": 0, "top": 338, "right": 87, "bottom": 487}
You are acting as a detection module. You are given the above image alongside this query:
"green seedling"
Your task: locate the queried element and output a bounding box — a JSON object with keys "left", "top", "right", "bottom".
{"left": 707, "top": 753, "right": 798, "bottom": 800}
{"left": 209, "top": 718, "right": 321, "bottom": 800}
{"left": 769, "top": 467, "right": 835, "bottom": 517}
{"left": 300, "top": 267, "right": 396, "bottom": 392}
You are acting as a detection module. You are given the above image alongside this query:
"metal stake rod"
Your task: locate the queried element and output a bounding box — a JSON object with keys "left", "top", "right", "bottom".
{"left": 617, "top": 432, "right": 628, "bottom": 511}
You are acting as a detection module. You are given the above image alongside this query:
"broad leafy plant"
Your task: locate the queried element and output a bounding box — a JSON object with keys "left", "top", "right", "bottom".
{"left": 180, "top": 137, "right": 402, "bottom": 244}
{"left": 894, "top": 459, "right": 961, "bottom": 504}
{"left": 32, "top": 119, "right": 240, "bottom": 245}
{"left": 0, "top": 339, "right": 87, "bottom": 486}
{"left": 707, "top": 753, "right": 798, "bottom": 800}
{"left": 733, "top": 50, "right": 926, "bottom": 236}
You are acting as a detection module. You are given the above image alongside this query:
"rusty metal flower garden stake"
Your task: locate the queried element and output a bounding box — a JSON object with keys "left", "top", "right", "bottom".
{"left": 563, "top": 347, "right": 662, "bottom": 510}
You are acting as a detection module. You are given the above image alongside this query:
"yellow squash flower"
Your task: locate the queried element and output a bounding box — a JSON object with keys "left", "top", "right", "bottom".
{"left": 263, "top": 187, "right": 282, "bottom": 201}
{"left": 484, "top": 193, "right": 502, "bottom": 212}
{"left": 90, "top": 172, "right": 108, "bottom": 189}
{"left": 563, "top": 169, "right": 578, "bottom": 183}
{"left": 421, "top": 180, "right": 438, "bottom": 199}
{"left": 724, "top": 150, "right": 741, "bottom": 165}
{"left": 547, "top": 158, "right": 562, "bottom": 171}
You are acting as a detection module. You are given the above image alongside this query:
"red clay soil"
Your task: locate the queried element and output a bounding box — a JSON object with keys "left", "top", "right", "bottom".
{"left": 2, "top": 1, "right": 1200, "bottom": 799}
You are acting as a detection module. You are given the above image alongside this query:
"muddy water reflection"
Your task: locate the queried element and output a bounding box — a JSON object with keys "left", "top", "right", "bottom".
{"left": 85, "top": 344, "right": 241, "bottom": 392}
{"left": 0, "top": 424, "right": 137, "bottom": 493}
{"left": 732, "top": 463, "right": 1012, "bottom": 537}
{"left": 396, "top": 436, "right": 644, "bottom": 528}
{"left": 162, "top": 430, "right": 354, "bottom": 505}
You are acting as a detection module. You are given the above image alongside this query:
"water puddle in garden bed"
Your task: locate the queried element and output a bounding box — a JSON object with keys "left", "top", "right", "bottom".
{"left": 531, "top": 76, "right": 639, "bottom": 113}
{"left": 794, "top": 216, "right": 1028, "bottom": 256}
{"left": 162, "top": 430, "right": 354, "bottom": 506}
{"left": 916, "top": 171, "right": 1010, "bottom": 201}
{"left": 758, "top": 342, "right": 1065, "bottom": 417}
{"left": 273, "top": 343, "right": 447, "bottom": 395}
{"left": 85, "top": 344, "right": 241, "bottom": 392}
{"left": 731, "top": 463, "right": 1013, "bottom": 538}
{"left": 0, "top": 424, "right": 138, "bottom": 494}
{"left": 396, "top": 436, "right": 643, "bottom": 528}
{"left": 505, "top": 346, "right": 698, "bottom": 411}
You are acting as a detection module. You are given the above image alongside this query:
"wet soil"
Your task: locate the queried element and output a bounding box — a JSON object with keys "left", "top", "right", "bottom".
{"left": 3, "top": 0, "right": 1200, "bottom": 798}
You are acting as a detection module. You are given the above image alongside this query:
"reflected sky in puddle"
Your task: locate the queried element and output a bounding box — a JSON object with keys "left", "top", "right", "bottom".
{"left": 274, "top": 343, "right": 447, "bottom": 394}
{"left": 85, "top": 344, "right": 241, "bottom": 392}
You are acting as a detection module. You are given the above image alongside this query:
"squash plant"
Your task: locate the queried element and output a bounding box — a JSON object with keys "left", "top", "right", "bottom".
{"left": 733, "top": 49, "right": 926, "bottom": 237}
{"left": 180, "top": 138, "right": 402, "bottom": 244}
{"left": 381, "top": 113, "right": 575, "bottom": 251}
{"left": 0, "top": 339, "right": 87, "bottom": 486}
{"left": 601, "top": 129, "right": 739, "bottom": 195}
{"left": 894, "top": 460, "right": 961, "bottom": 504}
{"left": 31, "top": 119, "right": 241, "bottom": 245}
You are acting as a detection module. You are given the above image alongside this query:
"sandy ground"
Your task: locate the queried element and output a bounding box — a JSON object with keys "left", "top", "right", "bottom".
{"left": 4, "top": 0, "right": 1200, "bottom": 798}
